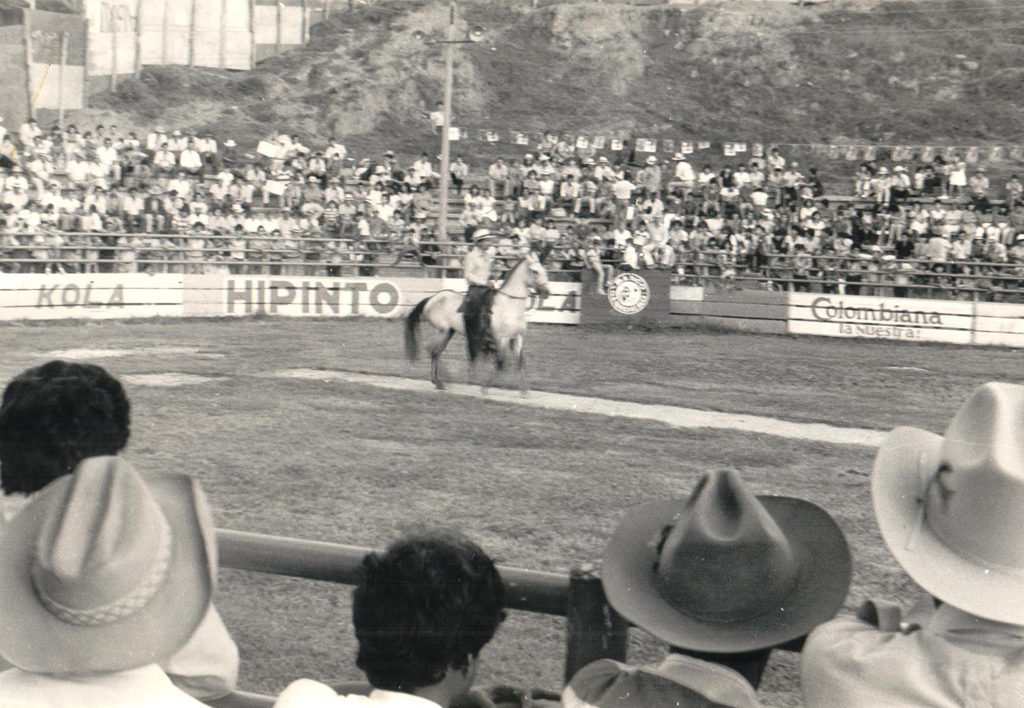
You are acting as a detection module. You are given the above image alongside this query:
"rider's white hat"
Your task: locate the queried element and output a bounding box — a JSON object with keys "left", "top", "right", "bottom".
{"left": 472, "top": 228, "right": 497, "bottom": 243}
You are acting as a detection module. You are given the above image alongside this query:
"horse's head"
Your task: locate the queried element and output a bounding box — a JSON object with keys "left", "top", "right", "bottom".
{"left": 524, "top": 250, "right": 551, "bottom": 298}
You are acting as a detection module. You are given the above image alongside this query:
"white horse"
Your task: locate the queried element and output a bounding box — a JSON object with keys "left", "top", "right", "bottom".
{"left": 404, "top": 252, "right": 551, "bottom": 391}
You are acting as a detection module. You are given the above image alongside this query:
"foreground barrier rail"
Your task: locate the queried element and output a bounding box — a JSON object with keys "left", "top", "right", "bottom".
{"left": 216, "top": 529, "right": 628, "bottom": 699}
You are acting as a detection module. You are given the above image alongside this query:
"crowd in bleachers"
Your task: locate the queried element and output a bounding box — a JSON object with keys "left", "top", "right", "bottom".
{"left": 2, "top": 119, "right": 1024, "bottom": 297}
{"left": 2, "top": 362, "right": 1024, "bottom": 707}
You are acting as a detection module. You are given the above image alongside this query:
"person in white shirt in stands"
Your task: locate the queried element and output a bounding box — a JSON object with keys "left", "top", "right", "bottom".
{"left": 179, "top": 139, "right": 204, "bottom": 175}
{"left": 802, "top": 382, "right": 1024, "bottom": 707}
{"left": 154, "top": 143, "right": 177, "bottom": 174}
{"left": 275, "top": 530, "right": 507, "bottom": 708}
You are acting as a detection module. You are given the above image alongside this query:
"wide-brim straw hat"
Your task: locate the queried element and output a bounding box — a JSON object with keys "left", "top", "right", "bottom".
{"left": 602, "top": 469, "right": 850, "bottom": 653}
{"left": 563, "top": 656, "right": 759, "bottom": 708}
{"left": 0, "top": 456, "right": 215, "bottom": 674}
{"left": 873, "top": 382, "right": 1024, "bottom": 624}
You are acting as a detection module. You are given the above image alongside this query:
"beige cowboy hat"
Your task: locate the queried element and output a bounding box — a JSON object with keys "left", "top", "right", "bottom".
{"left": 0, "top": 456, "right": 216, "bottom": 674}
{"left": 564, "top": 655, "right": 759, "bottom": 708}
{"left": 873, "top": 382, "right": 1024, "bottom": 624}
{"left": 472, "top": 228, "right": 497, "bottom": 244}
{"left": 602, "top": 469, "right": 851, "bottom": 653}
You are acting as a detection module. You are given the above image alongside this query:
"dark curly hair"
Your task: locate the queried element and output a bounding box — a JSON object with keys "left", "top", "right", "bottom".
{"left": 0, "top": 361, "right": 130, "bottom": 495}
{"left": 353, "top": 530, "right": 506, "bottom": 693}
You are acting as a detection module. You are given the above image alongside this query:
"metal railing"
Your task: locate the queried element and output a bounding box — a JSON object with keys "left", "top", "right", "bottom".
{"left": 212, "top": 529, "right": 627, "bottom": 705}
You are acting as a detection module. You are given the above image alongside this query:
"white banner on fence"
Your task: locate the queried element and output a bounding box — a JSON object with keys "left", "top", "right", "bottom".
{"left": 0, "top": 274, "right": 184, "bottom": 320}
{"left": 218, "top": 276, "right": 581, "bottom": 324}
{"left": 972, "top": 302, "right": 1024, "bottom": 348}
{"left": 787, "top": 292, "right": 974, "bottom": 344}
{"left": 438, "top": 278, "right": 581, "bottom": 325}
{"left": 223, "top": 277, "right": 403, "bottom": 317}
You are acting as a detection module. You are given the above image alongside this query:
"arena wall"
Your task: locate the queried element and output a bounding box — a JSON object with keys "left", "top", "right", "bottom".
{"left": 1, "top": 273, "right": 1020, "bottom": 347}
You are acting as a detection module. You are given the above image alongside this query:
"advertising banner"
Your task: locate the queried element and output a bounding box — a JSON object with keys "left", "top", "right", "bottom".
{"left": 787, "top": 292, "right": 974, "bottom": 344}
{"left": 580, "top": 269, "right": 671, "bottom": 328}
{"left": 212, "top": 276, "right": 581, "bottom": 324}
{"left": 972, "top": 302, "right": 1024, "bottom": 348}
{"left": 0, "top": 274, "right": 183, "bottom": 320}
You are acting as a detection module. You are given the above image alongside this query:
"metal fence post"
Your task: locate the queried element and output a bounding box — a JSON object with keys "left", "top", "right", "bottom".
{"left": 564, "top": 562, "right": 628, "bottom": 683}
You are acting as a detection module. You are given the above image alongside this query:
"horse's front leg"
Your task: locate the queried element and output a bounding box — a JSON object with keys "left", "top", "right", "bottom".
{"left": 481, "top": 338, "right": 509, "bottom": 395}
{"left": 511, "top": 334, "right": 528, "bottom": 394}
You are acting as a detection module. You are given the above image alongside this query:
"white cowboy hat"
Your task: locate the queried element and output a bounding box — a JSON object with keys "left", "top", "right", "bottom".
{"left": 0, "top": 456, "right": 215, "bottom": 674}
{"left": 873, "top": 382, "right": 1024, "bottom": 624}
{"left": 472, "top": 228, "right": 496, "bottom": 243}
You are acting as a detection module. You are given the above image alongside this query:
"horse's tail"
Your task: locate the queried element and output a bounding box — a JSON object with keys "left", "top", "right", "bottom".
{"left": 404, "top": 296, "right": 429, "bottom": 362}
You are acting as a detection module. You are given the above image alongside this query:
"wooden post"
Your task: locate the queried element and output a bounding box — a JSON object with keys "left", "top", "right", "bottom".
{"left": 323, "top": 0, "right": 329, "bottom": 21}
{"left": 57, "top": 32, "right": 67, "bottom": 126}
{"left": 134, "top": 0, "right": 143, "bottom": 77}
{"left": 275, "top": 1, "right": 282, "bottom": 56}
{"left": 188, "top": 0, "right": 197, "bottom": 67}
{"left": 220, "top": 0, "right": 228, "bottom": 68}
{"left": 301, "top": 0, "right": 308, "bottom": 43}
{"left": 564, "top": 564, "right": 628, "bottom": 683}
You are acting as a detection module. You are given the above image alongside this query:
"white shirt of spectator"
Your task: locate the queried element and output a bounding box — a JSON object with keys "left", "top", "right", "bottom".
{"left": 674, "top": 160, "right": 696, "bottom": 184}
{"left": 179, "top": 148, "right": 203, "bottom": 172}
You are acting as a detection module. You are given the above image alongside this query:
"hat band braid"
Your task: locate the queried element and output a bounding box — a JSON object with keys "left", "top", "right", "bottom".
{"left": 32, "top": 513, "right": 172, "bottom": 627}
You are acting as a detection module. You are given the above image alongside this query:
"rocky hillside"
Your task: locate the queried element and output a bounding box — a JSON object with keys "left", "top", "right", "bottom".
{"left": 89, "top": 0, "right": 1024, "bottom": 163}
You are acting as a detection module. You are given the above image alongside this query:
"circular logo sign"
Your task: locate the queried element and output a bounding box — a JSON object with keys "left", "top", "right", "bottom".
{"left": 607, "top": 273, "right": 651, "bottom": 315}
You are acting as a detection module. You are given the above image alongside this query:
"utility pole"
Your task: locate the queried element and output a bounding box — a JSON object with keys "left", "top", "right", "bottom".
{"left": 437, "top": 2, "right": 456, "bottom": 242}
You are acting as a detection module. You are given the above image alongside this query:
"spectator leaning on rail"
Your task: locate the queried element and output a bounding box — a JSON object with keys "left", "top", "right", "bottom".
{"left": 563, "top": 468, "right": 851, "bottom": 707}
{"left": 0, "top": 360, "right": 239, "bottom": 702}
{"left": 274, "top": 530, "right": 508, "bottom": 708}
{"left": 802, "top": 381, "right": 1024, "bottom": 706}
{"left": 0, "top": 454, "right": 219, "bottom": 707}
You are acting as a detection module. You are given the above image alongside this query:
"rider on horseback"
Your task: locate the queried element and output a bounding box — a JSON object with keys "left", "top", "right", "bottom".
{"left": 461, "top": 228, "right": 499, "bottom": 359}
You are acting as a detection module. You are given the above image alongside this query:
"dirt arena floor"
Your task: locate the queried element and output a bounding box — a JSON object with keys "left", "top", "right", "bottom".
{"left": 2, "top": 317, "right": 1021, "bottom": 706}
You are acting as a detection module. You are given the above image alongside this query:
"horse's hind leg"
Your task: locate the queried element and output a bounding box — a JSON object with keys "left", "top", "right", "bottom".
{"left": 430, "top": 329, "right": 455, "bottom": 390}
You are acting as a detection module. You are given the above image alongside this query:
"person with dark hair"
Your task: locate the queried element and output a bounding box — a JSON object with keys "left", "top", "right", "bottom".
{"left": 275, "top": 530, "right": 507, "bottom": 708}
{"left": 0, "top": 360, "right": 130, "bottom": 498}
{"left": 0, "top": 361, "right": 240, "bottom": 703}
